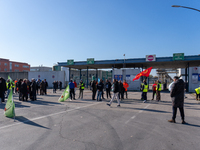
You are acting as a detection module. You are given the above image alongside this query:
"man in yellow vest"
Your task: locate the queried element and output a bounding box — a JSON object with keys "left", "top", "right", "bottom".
{"left": 195, "top": 86, "right": 200, "bottom": 100}
{"left": 156, "top": 80, "right": 162, "bottom": 101}
{"left": 140, "top": 82, "right": 144, "bottom": 100}
{"left": 78, "top": 80, "right": 85, "bottom": 99}
{"left": 6, "top": 79, "right": 12, "bottom": 98}
{"left": 141, "top": 79, "right": 148, "bottom": 103}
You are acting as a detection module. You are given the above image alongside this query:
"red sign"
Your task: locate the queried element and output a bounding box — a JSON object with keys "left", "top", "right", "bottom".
{"left": 146, "top": 55, "right": 156, "bottom": 62}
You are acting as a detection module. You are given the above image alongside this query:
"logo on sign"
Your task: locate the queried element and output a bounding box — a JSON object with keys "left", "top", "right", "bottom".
{"left": 38, "top": 75, "right": 40, "bottom": 78}
{"left": 52, "top": 75, "right": 55, "bottom": 78}
{"left": 146, "top": 55, "right": 156, "bottom": 62}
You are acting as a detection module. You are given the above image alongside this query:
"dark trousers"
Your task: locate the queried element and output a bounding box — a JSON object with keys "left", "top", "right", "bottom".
{"left": 44, "top": 88, "right": 47, "bottom": 95}
{"left": 92, "top": 90, "right": 97, "bottom": 100}
{"left": 196, "top": 92, "right": 200, "bottom": 99}
{"left": 101, "top": 90, "right": 105, "bottom": 99}
{"left": 142, "top": 92, "right": 147, "bottom": 100}
{"left": 118, "top": 92, "right": 124, "bottom": 100}
{"left": 53, "top": 88, "right": 56, "bottom": 93}
{"left": 156, "top": 91, "right": 161, "bottom": 100}
{"left": 70, "top": 88, "right": 75, "bottom": 99}
{"left": 32, "top": 91, "right": 36, "bottom": 100}
{"left": 106, "top": 89, "right": 111, "bottom": 98}
{"left": 152, "top": 91, "right": 156, "bottom": 100}
{"left": 124, "top": 91, "right": 128, "bottom": 98}
{"left": 172, "top": 106, "right": 185, "bottom": 121}
{"left": 22, "top": 93, "right": 28, "bottom": 101}
{"left": 0, "top": 91, "right": 5, "bottom": 102}
{"left": 79, "top": 89, "right": 83, "bottom": 99}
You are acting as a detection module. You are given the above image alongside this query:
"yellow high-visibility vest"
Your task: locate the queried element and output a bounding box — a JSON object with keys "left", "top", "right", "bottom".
{"left": 156, "top": 83, "right": 162, "bottom": 91}
{"left": 143, "top": 84, "right": 148, "bottom": 92}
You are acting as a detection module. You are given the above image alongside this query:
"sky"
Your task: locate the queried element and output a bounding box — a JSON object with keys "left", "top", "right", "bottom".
{"left": 0, "top": 0, "right": 200, "bottom": 69}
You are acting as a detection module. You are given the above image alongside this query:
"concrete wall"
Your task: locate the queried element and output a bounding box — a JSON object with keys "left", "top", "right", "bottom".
{"left": 28, "top": 71, "right": 65, "bottom": 88}
{"left": 113, "top": 68, "right": 141, "bottom": 91}
{"left": 0, "top": 72, "right": 28, "bottom": 80}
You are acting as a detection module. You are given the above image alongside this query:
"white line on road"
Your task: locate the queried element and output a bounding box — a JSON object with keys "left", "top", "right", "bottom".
{"left": 125, "top": 104, "right": 150, "bottom": 124}
{"left": 0, "top": 102, "right": 100, "bottom": 130}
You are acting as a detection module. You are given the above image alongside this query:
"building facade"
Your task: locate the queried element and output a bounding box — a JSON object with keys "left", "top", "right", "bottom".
{"left": 0, "top": 58, "right": 30, "bottom": 72}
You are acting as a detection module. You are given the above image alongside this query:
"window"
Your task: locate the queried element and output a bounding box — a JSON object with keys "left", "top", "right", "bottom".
{"left": 0, "top": 62, "right": 1, "bottom": 65}
{"left": 4, "top": 68, "right": 7, "bottom": 71}
{"left": 15, "top": 69, "right": 19, "bottom": 72}
{"left": 23, "top": 65, "right": 29, "bottom": 68}
{"left": 4, "top": 63, "right": 7, "bottom": 66}
{"left": 15, "top": 64, "right": 19, "bottom": 67}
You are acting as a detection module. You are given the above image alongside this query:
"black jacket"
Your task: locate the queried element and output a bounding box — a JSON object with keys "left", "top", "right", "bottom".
{"left": 106, "top": 81, "right": 111, "bottom": 90}
{"left": 170, "top": 79, "right": 184, "bottom": 108}
{"left": 97, "top": 82, "right": 104, "bottom": 91}
{"left": 113, "top": 81, "right": 119, "bottom": 93}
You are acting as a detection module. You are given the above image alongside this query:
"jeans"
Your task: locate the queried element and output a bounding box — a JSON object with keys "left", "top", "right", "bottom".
{"left": 6, "top": 89, "right": 11, "bottom": 98}
{"left": 97, "top": 91, "right": 102, "bottom": 101}
{"left": 172, "top": 106, "right": 185, "bottom": 121}
{"left": 109, "top": 92, "right": 120, "bottom": 105}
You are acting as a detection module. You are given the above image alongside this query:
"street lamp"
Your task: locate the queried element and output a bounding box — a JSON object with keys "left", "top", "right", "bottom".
{"left": 123, "top": 54, "right": 125, "bottom": 68}
{"left": 172, "top": 5, "right": 200, "bottom": 12}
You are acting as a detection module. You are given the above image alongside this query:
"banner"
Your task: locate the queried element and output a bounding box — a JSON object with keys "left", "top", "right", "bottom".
{"left": 133, "top": 67, "right": 153, "bottom": 81}
{"left": 4, "top": 89, "right": 15, "bottom": 118}
{"left": 58, "top": 85, "right": 70, "bottom": 102}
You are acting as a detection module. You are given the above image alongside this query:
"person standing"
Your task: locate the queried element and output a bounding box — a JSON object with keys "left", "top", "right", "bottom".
{"left": 59, "top": 81, "right": 62, "bottom": 90}
{"left": 21, "top": 79, "right": 28, "bottom": 101}
{"left": 118, "top": 80, "right": 124, "bottom": 100}
{"left": 195, "top": 86, "right": 200, "bottom": 101}
{"left": 78, "top": 80, "right": 85, "bottom": 99}
{"left": 5, "top": 79, "right": 11, "bottom": 98}
{"left": 40, "top": 80, "right": 45, "bottom": 95}
{"left": 168, "top": 76, "right": 186, "bottom": 124}
{"left": 69, "top": 80, "right": 75, "bottom": 100}
{"left": 152, "top": 80, "right": 157, "bottom": 100}
{"left": 53, "top": 81, "right": 57, "bottom": 93}
{"left": 30, "top": 78, "right": 37, "bottom": 101}
{"left": 156, "top": 80, "right": 162, "bottom": 101}
{"left": 17, "top": 79, "right": 23, "bottom": 100}
{"left": 107, "top": 79, "right": 120, "bottom": 107}
{"left": 44, "top": 79, "right": 48, "bottom": 95}
{"left": 141, "top": 79, "right": 148, "bottom": 103}
{"left": 123, "top": 80, "right": 129, "bottom": 99}
{"left": 105, "top": 79, "right": 111, "bottom": 99}
{"left": 91, "top": 80, "right": 97, "bottom": 100}
{"left": 97, "top": 79, "right": 103, "bottom": 101}
{"left": 36, "top": 79, "right": 40, "bottom": 95}
{"left": 0, "top": 77, "right": 7, "bottom": 103}
{"left": 73, "top": 80, "right": 77, "bottom": 95}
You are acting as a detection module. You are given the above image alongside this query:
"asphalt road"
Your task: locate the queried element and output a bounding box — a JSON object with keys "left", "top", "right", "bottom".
{"left": 0, "top": 89, "right": 200, "bottom": 150}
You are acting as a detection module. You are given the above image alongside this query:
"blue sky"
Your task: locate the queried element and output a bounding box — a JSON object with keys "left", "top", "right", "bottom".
{"left": 0, "top": 0, "right": 200, "bottom": 69}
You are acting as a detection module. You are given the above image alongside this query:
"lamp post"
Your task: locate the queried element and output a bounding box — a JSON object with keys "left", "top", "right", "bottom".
{"left": 172, "top": 5, "right": 200, "bottom": 12}
{"left": 123, "top": 54, "right": 125, "bottom": 68}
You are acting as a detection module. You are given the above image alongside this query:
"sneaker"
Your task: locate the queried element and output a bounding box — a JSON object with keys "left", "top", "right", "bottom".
{"left": 117, "top": 105, "right": 120, "bottom": 107}
{"left": 107, "top": 103, "right": 110, "bottom": 106}
{"left": 182, "top": 120, "right": 186, "bottom": 124}
{"left": 143, "top": 100, "right": 147, "bottom": 103}
{"left": 168, "top": 119, "right": 176, "bottom": 123}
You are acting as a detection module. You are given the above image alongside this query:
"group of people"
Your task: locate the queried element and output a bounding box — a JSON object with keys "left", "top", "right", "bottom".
{"left": 92, "top": 79, "right": 129, "bottom": 102}
{"left": 52, "top": 81, "right": 62, "bottom": 93}
{"left": 0, "top": 77, "right": 49, "bottom": 102}
{"left": 141, "top": 79, "right": 162, "bottom": 103}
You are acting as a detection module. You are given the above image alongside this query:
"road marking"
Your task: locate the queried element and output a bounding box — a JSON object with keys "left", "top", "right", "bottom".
{"left": 0, "top": 102, "right": 99, "bottom": 130}
{"left": 125, "top": 104, "right": 150, "bottom": 124}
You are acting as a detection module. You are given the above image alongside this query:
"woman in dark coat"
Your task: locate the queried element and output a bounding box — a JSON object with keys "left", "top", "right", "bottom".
{"left": 168, "top": 76, "right": 186, "bottom": 124}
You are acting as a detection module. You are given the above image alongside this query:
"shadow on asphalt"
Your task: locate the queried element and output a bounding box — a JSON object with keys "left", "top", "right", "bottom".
{"left": 182, "top": 123, "right": 200, "bottom": 128}
{"left": 15, "top": 116, "right": 50, "bottom": 129}
{"left": 120, "top": 107, "right": 170, "bottom": 113}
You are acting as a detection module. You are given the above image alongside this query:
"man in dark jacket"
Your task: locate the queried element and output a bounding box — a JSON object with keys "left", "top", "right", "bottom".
{"left": 118, "top": 80, "right": 124, "bottom": 100}
{"left": 168, "top": 76, "right": 186, "bottom": 124}
{"left": 97, "top": 79, "right": 104, "bottom": 101}
{"left": 0, "top": 77, "right": 7, "bottom": 102}
{"left": 105, "top": 79, "right": 111, "bottom": 99}
{"left": 44, "top": 79, "right": 48, "bottom": 95}
{"left": 107, "top": 79, "right": 120, "bottom": 107}
{"left": 21, "top": 79, "right": 28, "bottom": 101}
{"left": 30, "top": 78, "right": 37, "bottom": 101}
{"left": 91, "top": 80, "right": 97, "bottom": 100}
